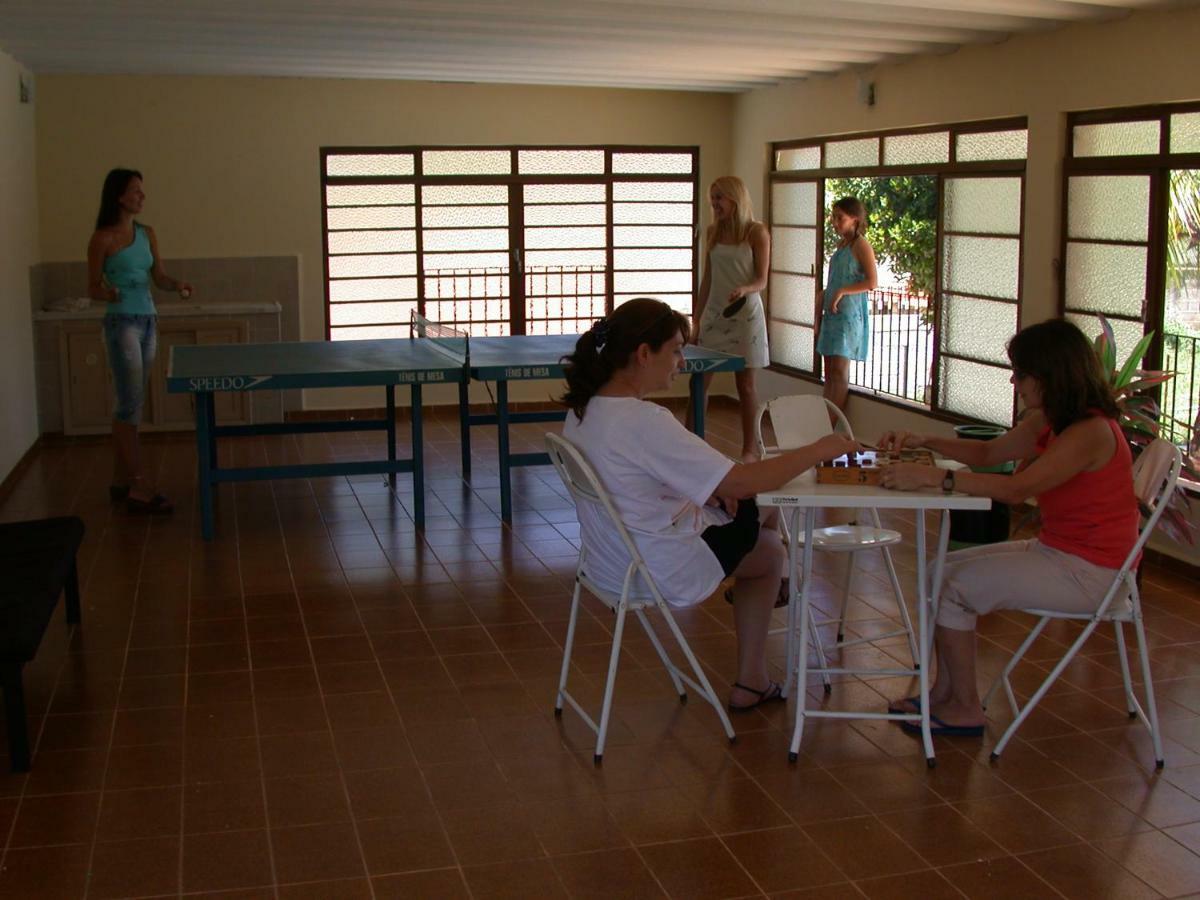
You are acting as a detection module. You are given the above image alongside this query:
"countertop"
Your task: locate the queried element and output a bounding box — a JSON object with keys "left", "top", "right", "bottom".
{"left": 34, "top": 301, "right": 282, "bottom": 321}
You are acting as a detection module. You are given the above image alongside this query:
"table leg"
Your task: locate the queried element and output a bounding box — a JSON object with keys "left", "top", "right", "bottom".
{"left": 411, "top": 383, "right": 425, "bottom": 530}
{"left": 196, "top": 392, "right": 215, "bottom": 541}
{"left": 497, "top": 380, "right": 513, "bottom": 523}
{"left": 207, "top": 403, "right": 217, "bottom": 472}
{"left": 386, "top": 385, "right": 397, "bottom": 492}
{"left": 788, "top": 508, "right": 817, "bottom": 762}
{"left": 915, "top": 509, "right": 936, "bottom": 767}
{"left": 689, "top": 372, "right": 705, "bottom": 436}
{"left": 459, "top": 378, "right": 472, "bottom": 478}
{"left": 782, "top": 506, "right": 801, "bottom": 700}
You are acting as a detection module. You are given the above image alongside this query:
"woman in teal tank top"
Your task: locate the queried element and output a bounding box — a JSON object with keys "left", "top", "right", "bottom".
{"left": 816, "top": 197, "right": 877, "bottom": 414}
{"left": 87, "top": 169, "right": 193, "bottom": 514}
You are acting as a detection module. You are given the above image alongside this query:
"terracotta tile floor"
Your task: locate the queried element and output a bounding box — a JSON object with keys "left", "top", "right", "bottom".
{"left": 2, "top": 401, "right": 1200, "bottom": 898}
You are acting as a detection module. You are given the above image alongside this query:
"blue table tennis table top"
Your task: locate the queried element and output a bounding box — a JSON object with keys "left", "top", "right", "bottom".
{"left": 167, "top": 333, "right": 742, "bottom": 392}
{"left": 467, "top": 334, "right": 742, "bottom": 380}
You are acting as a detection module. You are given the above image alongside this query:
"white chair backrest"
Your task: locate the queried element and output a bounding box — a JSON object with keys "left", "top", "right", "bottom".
{"left": 759, "top": 394, "right": 853, "bottom": 453}
{"left": 545, "top": 431, "right": 652, "bottom": 575}
{"left": 1129, "top": 438, "right": 1183, "bottom": 550}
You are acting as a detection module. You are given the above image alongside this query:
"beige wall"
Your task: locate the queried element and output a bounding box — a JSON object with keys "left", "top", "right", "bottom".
{"left": 0, "top": 51, "right": 40, "bottom": 480}
{"left": 34, "top": 76, "right": 734, "bottom": 408}
{"left": 733, "top": 3, "right": 1200, "bottom": 564}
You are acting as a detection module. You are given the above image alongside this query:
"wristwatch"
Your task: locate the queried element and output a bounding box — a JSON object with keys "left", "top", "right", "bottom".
{"left": 941, "top": 469, "right": 956, "bottom": 494}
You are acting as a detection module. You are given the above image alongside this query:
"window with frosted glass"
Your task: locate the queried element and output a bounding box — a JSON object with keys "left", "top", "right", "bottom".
{"left": 1062, "top": 173, "right": 1151, "bottom": 353}
{"left": 1073, "top": 121, "right": 1160, "bottom": 157}
{"left": 767, "top": 181, "right": 819, "bottom": 372}
{"left": 883, "top": 132, "right": 949, "bottom": 166}
{"left": 322, "top": 147, "right": 696, "bottom": 339}
{"left": 767, "top": 120, "right": 1029, "bottom": 416}
{"left": 775, "top": 146, "right": 820, "bottom": 171}
{"left": 825, "top": 137, "right": 880, "bottom": 168}
{"left": 938, "top": 175, "right": 1021, "bottom": 424}
{"left": 955, "top": 130, "right": 1028, "bottom": 162}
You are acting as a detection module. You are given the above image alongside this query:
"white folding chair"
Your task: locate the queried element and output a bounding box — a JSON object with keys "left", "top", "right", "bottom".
{"left": 983, "top": 438, "right": 1182, "bottom": 768}
{"left": 545, "top": 432, "right": 737, "bottom": 763}
{"left": 755, "top": 395, "right": 918, "bottom": 688}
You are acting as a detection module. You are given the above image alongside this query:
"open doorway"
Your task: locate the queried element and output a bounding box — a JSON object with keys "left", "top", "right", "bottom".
{"left": 823, "top": 175, "right": 937, "bottom": 404}
{"left": 1165, "top": 168, "right": 1200, "bottom": 463}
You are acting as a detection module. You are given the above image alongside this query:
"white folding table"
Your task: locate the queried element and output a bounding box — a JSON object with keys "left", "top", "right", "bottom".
{"left": 757, "top": 470, "right": 991, "bottom": 767}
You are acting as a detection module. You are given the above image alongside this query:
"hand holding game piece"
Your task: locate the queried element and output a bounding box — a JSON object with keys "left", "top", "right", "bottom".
{"left": 877, "top": 430, "right": 925, "bottom": 451}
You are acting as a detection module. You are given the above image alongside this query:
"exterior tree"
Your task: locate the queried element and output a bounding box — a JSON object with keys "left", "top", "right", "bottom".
{"left": 825, "top": 175, "right": 938, "bottom": 296}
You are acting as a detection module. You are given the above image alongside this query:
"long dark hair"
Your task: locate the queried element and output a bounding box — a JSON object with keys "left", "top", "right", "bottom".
{"left": 1007, "top": 318, "right": 1119, "bottom": 433}
{"left": 94, "top": 168, "right": 142, "bottom": 230}
{"left": 560, "top": 297, "right": 690, "bottom": 420}
{"left": 832, "top": 197, "right": 867, "bottom": 239}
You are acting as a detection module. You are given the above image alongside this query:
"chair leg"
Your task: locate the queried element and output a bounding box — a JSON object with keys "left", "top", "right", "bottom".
{"left": 64, "top": 558, "right": 81, "bottom": 625}
{"left": 655, "top": 608, "right": 735, "bottom": 742}
{"left": 2, "top": 663, "right": 30, "bottom": 773}
{"left": 836, "top": 551, "right": 855, "bottom": 644}
{"left": 554, "top": 581, "right": 584, "bottom": 716}
{"left": 982, "top": 617, "right": 1048, "bottom": 713}
{"left": 634, "top": 608, "right": 686, "bottom": 701}
{"left": 1113, "top": 621, "right": 1138, "bottom": 717}
{"left": 880, "top": 544, "right": 918, "bottom": 669}
{"left": 1132, "top": 613, "right": 1165, "bottom": 769}
{"left": 594, "top": 605, "right": 630, "bottom": 764}
{"left": 806, "top": 603, "right": 832, "bottom": 694}
{"left": 991, "top": 619, "right": 1099, "bottom": 761}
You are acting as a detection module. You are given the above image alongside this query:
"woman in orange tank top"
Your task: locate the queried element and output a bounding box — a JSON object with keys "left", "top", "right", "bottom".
{"left": 874, "top": 319, "right": 1137, "bottom": 736}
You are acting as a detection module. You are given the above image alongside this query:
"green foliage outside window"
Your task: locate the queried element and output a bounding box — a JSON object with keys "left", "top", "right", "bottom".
{"left": 824, "top": 175, "right": 938, "bottom": 296}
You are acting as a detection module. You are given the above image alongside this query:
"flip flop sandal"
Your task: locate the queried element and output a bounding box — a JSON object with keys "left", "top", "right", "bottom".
{"left": 127, "top": 494, "right": 174, "bottom": 515}
{"left": 900, "top": 714, "right": 984, "bottom": 738}
{"left": 887, "top": 695, "right": 922, "bottom": 716}
{"left": 728, "top": 680, "right": 785, "bottom": 712}
{"left": 725, "top": 579, "right": 790, "bottom": 609}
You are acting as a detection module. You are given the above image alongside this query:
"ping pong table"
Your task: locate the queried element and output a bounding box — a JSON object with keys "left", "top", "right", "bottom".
{"left": 168, "top": 318, "right": 744, "bottom": 539}
{"left": 167, "top": 334, "right": 467, "bottom": 540}
{"left": 456, "top": 333, "right": 744, "bottom": 522}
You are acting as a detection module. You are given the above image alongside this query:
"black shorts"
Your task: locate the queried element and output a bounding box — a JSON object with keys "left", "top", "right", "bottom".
{"left": 700, "top": 498, "right": 761, "bottom": 577}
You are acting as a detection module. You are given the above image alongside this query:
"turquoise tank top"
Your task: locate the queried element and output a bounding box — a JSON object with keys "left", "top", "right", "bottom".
{"left": 103, "top": 223, "right": 156, "bottom": 316}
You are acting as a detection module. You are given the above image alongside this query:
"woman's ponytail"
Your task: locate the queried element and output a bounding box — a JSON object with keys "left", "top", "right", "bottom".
{"left": 560, "top": 298, "right": 689, "bottom": 420}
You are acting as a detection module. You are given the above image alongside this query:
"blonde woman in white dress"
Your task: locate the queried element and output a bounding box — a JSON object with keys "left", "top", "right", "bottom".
{"left": 691, "top": 176, "right": 771, "bottom": 462}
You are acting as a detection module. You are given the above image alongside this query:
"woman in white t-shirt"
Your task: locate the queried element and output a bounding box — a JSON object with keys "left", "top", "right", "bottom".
{"left": 560, "top": 298, "right": 858, "bottom": 712}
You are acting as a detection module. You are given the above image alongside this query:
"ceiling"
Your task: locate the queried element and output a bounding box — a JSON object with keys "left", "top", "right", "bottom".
{"left": 0, "top": 0, "right": 1188, "bottom": 93}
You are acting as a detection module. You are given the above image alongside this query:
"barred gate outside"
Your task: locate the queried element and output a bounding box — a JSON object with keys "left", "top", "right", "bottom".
{"left": 423, "top": 265, "right": 606, "bottom": 336}
{"left": 849, "top": 288, "right": 934, "bottom": 405}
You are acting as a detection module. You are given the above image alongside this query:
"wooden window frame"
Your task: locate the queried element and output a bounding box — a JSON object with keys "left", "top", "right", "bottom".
{"left": 319, "top": 145, "right": 699, "bottom": 339}
{"left": 768, "top": 117, "right": 1027, "bottom": 425}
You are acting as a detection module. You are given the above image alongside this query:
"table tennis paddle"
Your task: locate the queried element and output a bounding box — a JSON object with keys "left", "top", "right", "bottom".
{"left": 722, "top": 296, "right": 747, "bottom": 318}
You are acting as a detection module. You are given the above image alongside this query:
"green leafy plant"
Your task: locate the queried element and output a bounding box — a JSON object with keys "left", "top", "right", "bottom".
{"left": 1095, "top": 314, "right": 1197, "bottom": 546}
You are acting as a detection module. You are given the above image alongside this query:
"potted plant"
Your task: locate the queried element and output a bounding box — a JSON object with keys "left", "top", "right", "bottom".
{"left": 1095, "top": 314, "right": 1197, "bottom": 546}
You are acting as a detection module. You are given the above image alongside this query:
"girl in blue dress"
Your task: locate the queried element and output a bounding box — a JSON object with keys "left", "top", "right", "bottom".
{"left": 816, "top": 197, "right": 877, "bottom": 413}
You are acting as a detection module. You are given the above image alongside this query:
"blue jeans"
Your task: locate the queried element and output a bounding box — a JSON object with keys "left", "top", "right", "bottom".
{"left": 103, "top": 314, "right": 157, "bottom": 425}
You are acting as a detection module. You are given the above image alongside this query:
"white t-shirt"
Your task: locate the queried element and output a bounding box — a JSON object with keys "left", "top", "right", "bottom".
{"left": 561, "top": 396, "right": 735, "bottom": 607}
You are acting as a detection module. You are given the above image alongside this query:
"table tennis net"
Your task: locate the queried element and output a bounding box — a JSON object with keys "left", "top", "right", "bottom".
{"left": 411, "top": 312, "right": 469, "bottom": 366}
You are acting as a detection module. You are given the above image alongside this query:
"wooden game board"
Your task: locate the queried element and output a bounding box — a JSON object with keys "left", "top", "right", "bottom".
{"left": 815, "top": 448, "right": 937, "bottom": 485}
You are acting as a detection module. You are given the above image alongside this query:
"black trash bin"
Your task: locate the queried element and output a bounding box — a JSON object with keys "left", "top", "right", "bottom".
{"left": 949, "top": 425, "right": 1012, "bottom": 550}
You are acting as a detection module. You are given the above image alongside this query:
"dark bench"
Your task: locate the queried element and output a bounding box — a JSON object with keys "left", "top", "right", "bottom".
{"left": 0, "top": 516, "right": 84, "bottom": 771}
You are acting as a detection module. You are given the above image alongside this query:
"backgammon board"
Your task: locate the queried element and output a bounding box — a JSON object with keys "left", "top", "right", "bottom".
{"left": 815, "top": 448, "right": 937, "bottom": 485}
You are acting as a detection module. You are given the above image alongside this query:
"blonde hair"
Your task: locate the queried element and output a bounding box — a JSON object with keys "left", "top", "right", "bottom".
{"left": 705, "top": 176, "right": 757, "bottom": 253}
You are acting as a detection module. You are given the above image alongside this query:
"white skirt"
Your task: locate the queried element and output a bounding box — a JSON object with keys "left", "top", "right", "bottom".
{"left": 697, "top": 293, "right": 769, "bottom": 368}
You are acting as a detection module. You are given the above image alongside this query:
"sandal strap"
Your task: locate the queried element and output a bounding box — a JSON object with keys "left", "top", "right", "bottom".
{"left": 731, "top": 680, "right": 772, "bottom": 699}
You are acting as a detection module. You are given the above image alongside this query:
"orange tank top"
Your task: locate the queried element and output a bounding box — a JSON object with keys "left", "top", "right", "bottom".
{"left": 1035, "top": 416, "right": 1139, "bottom": 570}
